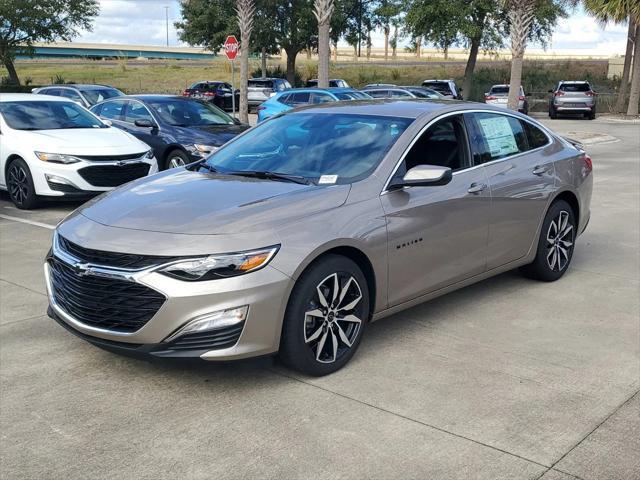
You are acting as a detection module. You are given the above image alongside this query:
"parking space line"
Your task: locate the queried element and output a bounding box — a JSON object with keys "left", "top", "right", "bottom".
{"left": 0, "top": 214, "right": 56, "bottom": 230}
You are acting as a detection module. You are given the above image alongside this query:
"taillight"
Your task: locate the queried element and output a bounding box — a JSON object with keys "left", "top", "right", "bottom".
{"left": 203, "top": 91, "right": 215, "bottom": 97}
{"left": 518, "top": 95, "right": 525, "bottom": 100}
{"left": 585, "top": 91, "right": 596, "bottom": 97}
{"left": 182, "top": 90, "right": 190, "bottom": 96}
{"left": 554, "top": 91, "right": 565, "bottom": 97}
{"left": 485, "top": 95, "right": 496, "bottom": 100}
{"left": 582, "top": 154, "right": 593, "bottom": 172}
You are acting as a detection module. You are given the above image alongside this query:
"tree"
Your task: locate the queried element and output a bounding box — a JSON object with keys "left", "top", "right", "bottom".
{"left": 614, "top": 19, "right": 636, "bottom": 113}
{"left": 0, "top": 0, "right": 98, "bottom": 85}
{"left": 373, "top": 0, "right": 402, "bottom": 61}
{"left": 236, "top": 0, "right": 254, "bottom": 123}
{"left": 584, "top": 0, "right": 640, "bottom": 115}
{"left": 314, "top": 0, "right": 334, "bottom": 88}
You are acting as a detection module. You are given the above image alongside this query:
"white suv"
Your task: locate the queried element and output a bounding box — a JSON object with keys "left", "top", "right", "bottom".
{"left": 0, "top": 94, "right": 158, "bottom": 209}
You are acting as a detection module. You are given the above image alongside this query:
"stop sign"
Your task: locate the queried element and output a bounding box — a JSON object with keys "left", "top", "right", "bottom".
{"left": 223, "top": 35, "right": 239, "bottom": 61}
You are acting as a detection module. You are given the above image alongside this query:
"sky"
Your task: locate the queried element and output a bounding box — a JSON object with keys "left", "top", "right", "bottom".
{"left": 74, "top": 0, "right": 628, "bottom": 56}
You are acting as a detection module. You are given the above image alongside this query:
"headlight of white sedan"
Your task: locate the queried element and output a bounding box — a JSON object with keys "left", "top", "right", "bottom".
{"left": 34, "top": 152, "right": 81, "bottom": 164}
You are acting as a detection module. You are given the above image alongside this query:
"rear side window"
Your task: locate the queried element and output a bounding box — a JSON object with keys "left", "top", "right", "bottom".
{"left": 559, "top": 83, "right": 590, "bottom": 92}
{"left": 390, "top": 90, "right": 412, "bottom": 98}
{"left": 468, "top": 112, "right": 528, "bottom": 163}
{"left": 98, "top": 100, "right": 126, "bottom": 120}
{"left": 521, "top": 121, "right": 549, "bottom": 150}
{"left": 423, "top": 82, "right": 453, "bottom": 95}
{"left": 366, "top": 90, "right": 389, "bottom": 98}
{"left": 310, "top": 92, "right": 334, "bottom": 104}
{"left": 284, "top": 92, "right": 311, "bottom": 105}
{"left": 60, "top": 89, "right": 83, "bottom": 102}
{"left": 41, "top": 88, "right": 61, "bottom": 96}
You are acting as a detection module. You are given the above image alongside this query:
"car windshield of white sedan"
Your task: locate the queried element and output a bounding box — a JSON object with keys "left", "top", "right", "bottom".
{"left": 205, "top": 113, "right": 412, "bottom": 183}
{"left": 0, "top": 101, "right": 106, "bottom": 130}
{"left": 148, "top": 99, "right": 234, "bottom": 126}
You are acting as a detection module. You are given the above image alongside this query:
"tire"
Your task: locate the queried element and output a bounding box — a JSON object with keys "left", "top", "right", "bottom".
{"left": 6, "top": 158, "right": 39, "bottom": 209}
{"left": 549, "top": 105, "right": 557, "bottom": 119}
{"left": 588, "top": 108, "right": 596, "bottom": 120}
{"left": 164, "top": 149, "right": 190, "bottom": 170}
{"left": 279, "top": 254, "right": 370, "bottom": 376}
{"left": 520, "top": 199, "right": 576, "bottom": 282}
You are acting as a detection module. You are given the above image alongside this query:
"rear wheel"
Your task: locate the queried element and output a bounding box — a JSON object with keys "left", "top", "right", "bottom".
{"left": 549, "top": 104, "right": 557, "bottom": 119}
{"left": 521, "top": 200, "right": 576, "bottom": 282}
{"left": 279, "top": 255, "right": 369, "bottom": 376}
{"left": 588, "top": 108, "right": 596, "bottom": 120}
{"left": 6, "top": 158, "right": 39, "bottom": 209}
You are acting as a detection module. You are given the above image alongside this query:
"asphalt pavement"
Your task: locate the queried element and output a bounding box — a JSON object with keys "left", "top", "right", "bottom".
{"left": 0, "top": 116, "right": 638, "bottom": 480}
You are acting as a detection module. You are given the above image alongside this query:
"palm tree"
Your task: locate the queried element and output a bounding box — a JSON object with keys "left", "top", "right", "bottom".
{"left": 314, "top": 0, "right": 334, "bottom": 88}
{"left": 503, "top": 0, "right": 538, "bottom": 110}
{"left": 236, "top": 0, "right": 255, "bottom": 124}
{"left": 584, "top": 0, "right": 640, "bottom": 115}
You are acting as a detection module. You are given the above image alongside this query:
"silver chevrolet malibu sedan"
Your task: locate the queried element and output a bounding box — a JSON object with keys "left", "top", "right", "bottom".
{"left": 45, "top": 100, "right": 593, "bottom": 376}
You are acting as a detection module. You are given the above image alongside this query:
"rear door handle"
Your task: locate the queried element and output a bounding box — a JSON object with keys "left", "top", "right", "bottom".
{"left": 533, "top": 165, "right": 551, "bottom": 175}
{"left": 468, "top": 183, "right": 487, "bottom": 194}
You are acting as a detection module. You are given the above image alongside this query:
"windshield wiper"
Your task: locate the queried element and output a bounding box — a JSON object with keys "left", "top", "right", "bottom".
{"left": 225, "top": 170, "right": 313, "bottom": 185}
{"left": 190, "top": 161, "right": 218, "bottom": 173}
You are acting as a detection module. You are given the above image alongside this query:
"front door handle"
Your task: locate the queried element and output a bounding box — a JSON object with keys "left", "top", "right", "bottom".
{"left": 468, "top": 183, "right": 487, "bottom": 194}
{"left": 533, "top": 165, "right": 551, "bottom": 175}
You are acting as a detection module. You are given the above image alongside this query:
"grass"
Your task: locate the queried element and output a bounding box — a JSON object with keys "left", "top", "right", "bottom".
{"left": 2, "top": 57, "right": 620, "bottom": 111}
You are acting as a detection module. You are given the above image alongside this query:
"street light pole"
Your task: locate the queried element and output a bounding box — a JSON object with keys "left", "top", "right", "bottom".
{"left": 165, "top": 6, "right": 169, "bottom": 46}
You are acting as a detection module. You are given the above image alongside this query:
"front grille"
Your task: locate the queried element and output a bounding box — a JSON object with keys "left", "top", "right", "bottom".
{"left": 164, "top": 322, "right": 245, "bottom": 351}
{"left": 77, "top": 152, "right": 147, "bottom": 162}
{"left": 49, "top": 257, "right": 165, "bottom": 332}
{"left": 78, "top": 163, "right": 150, "bottom": 187}
{"left": 58, "top": 235, "right": 182, "bottom": 269}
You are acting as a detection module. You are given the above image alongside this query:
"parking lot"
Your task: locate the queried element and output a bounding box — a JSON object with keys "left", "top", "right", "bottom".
{"left": 0, "top": 116, "right": 638, "bottom": 479}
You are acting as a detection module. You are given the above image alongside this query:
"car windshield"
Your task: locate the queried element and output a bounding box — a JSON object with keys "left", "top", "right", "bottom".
{"left": 80, "top": 88, "right": 123, "bottom": 105}
{"left": 0, "top": 100, "right": 106, "bottom": 130}
{"left": 560, "top": 83, "right": 590, "bottom": 92}
{"left": 249, "top": 80, "right": 274, "bottom": 89}
{"left": 334, "top": 91, "right": 371, "bottom": 100}
{"left": 204, "top": 113, "right": 412, "bottom": 183}
{"left": 148, "top": 99, "right": 234, "bottom": 126}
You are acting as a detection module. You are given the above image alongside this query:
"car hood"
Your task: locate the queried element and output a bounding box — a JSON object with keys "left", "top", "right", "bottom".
{"left": 173, "top": 123, "right": 250, "bottom": 146}
{"left": 18, "top": 126, "right": 147, "bottom": 153}
{"left": 77, "top": 169, "right": 350, "bottom": 235}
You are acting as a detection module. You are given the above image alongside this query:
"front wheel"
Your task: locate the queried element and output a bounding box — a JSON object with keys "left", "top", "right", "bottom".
{"left": 521, "top": 199, "right": 576, "bottom": 282}
{"left": 6, "top": 158, "right": 39, "bottom": 209}
{"left": 165, "top": 149, "right": 190, "bottom": 170}
{"left": 279, "top": 255, "right": 369, "bottom": 376}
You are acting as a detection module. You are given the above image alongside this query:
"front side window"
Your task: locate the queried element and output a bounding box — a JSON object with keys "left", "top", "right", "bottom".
{"left": 310, "top": 92, "right": 334, "bottom": 104}
{"left": 80, "top": 88, "right": 122, "bottom": 105}
{"left": 98, "top": 100, "right": 126, "bottom": 120}
{"left": 401, "top": 114, "right": 471, "bottom": 175}
{"left": 148, "top": 99, "right": 234, "bottom": 126}
{"left": 60, "top": 89, "right": 83, "bottom": 103}
{"left": 366, "top": 90, "right": 389, "bottom": 98}
{"left": 204, "top": 113, "right": 412, "bottom": 184}
{"left": 124, "top": 102, "right": 153, "bottom": 124}
{"left": 0, "top": 101, "right": 106, "bottom": 130}
{"left": 391, "top": 90, "right": 412, "bottom": 98}
{"left": 469, "top": 112, "right": 528, "bottom": 163}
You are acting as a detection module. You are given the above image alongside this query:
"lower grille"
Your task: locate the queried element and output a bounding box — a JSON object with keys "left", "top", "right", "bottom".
{"left": 78, "top": 163, "right": 150, "bottom": 187}
{"left": 164, "top": 322, "right": 245, "bottom": 351}
{"left": 49, "top": 257, "right": 165, "bottom": 332}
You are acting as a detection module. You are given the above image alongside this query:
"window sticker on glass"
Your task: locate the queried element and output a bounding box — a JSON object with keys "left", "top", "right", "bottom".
{"left": 319, "top": 175, "right": 338, "bottom": 184}
{"left": 477, "top": 116, "right": 519, "bottom": 157}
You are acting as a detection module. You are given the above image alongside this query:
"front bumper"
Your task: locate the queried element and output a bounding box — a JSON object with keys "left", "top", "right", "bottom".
{"left": 44, "top": 248, "right": 293, "bottom": 361}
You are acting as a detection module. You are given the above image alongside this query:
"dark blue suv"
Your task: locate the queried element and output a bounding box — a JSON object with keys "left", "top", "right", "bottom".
{"left": 91, "top": 95, "right": 249, "bottom": 170}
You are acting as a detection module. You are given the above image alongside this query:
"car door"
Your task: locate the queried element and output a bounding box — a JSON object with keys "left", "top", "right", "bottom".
{"left": 466, "top": 111, "right": 555, "bottom": 270}
{"left": 122, "top": 101, "right": 165, "bottom": 154}
{"left": 381, "top": 113, "right": 491, "bottom": 307}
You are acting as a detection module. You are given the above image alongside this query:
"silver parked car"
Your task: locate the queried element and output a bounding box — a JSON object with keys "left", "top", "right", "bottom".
{"left": 549, "top": 81, "right": 597, "bottom": 120}
{"left": 45, "top": 100, "right": 593, "bottom": 376}
{"left": 485, "top": 84, "right": 529, "bottom": 114}
{"left": 248, "top": 77, "right": 292, "bottom": 109}
{"left": 32, "top": 84, "right": 124, "bottom": 108}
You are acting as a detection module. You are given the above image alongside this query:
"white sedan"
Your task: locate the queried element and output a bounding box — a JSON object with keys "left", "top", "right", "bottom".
{"left": 0, "top": 94, "right": 158, "bottom": 209}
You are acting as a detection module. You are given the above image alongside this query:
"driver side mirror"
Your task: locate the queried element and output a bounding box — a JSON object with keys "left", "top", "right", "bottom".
{"left": 389, "top": 165, "right": 452, "bottom": 189}
{"left": 134, "top": 119, "right": 157, "bottom": 129}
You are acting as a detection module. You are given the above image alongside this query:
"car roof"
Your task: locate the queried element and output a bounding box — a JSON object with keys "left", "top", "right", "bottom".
{"left": 249, "top": 77, "right": 285, "bottom": 81}
{"left": 423, "top": 79, "right": 455, "bottom": 82}
{"left": 288, "top": 98, "right": 472, "bottom": 118}
{"left": 0, "top": 93, "right": 72, "bottom": 102}
{"left": 38, "top": 84, "right": 118, "bottom": 90}
{"left": 123, "top": 94, "right": 185, "bottom": 101}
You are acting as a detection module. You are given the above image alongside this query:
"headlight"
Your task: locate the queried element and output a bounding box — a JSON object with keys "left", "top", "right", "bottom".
{"left": 159, "top": 245, "right": 279, "bottom": 281}
{"left": 34, "top": 152, "right": 80, "bottom": 164}
{"left": 145, "top": 149, "right": 154, "bottom": 159}
{"left": 185, "top": 144, "right": 219, "bottom": 156}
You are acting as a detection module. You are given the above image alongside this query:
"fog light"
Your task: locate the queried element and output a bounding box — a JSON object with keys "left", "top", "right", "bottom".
{"left": 45, "top": 174, "right": 76, "bottom": 186}
{"left": 164, "top": 306, "right": 248, "bottom": 342}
